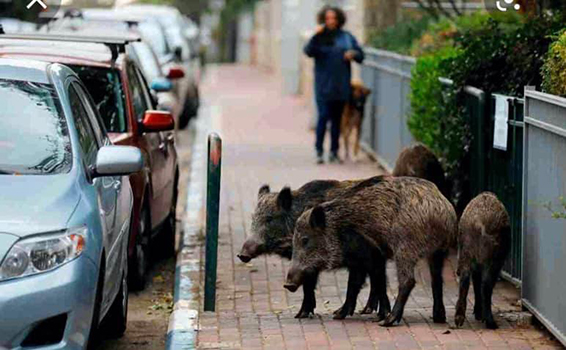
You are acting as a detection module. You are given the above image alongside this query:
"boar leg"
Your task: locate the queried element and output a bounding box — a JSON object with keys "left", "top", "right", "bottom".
{"left": 429, "top": 250, "right": 447, "bottom": 323}
{"left": 454, "top": 269, "right": 471, "bottom": 327}
{"left": 333, "top": 269, "right": 366, "bottom": 320}
{"left": 295, "top": 272, "right": 319, "bottom": 318}
{"left": 361, "top": 257, "right": 390, "bottom": 321}
{"left": 472, "top": 268, "right": 483, "bottom": 320}
{"left": 382, "top": 259, "right": 416, "bottom": 326}
{"left": 481, "top": 261, "right": 503, "bottom": 329}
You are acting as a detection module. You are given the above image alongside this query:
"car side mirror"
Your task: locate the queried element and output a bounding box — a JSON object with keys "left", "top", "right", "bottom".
{"left": 94, "top": 146, "right": 143, "bottom": 177}
{"left": 167, "top": 67, "right": 185, "bottom": 80}
{"left": 141, "top": 110, "right": 175, "bottom": 133}
{"left": 150, "top": 77, "right": 173, "bottom": 92}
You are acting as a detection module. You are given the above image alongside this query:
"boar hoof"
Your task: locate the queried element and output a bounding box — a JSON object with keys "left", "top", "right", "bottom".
{"left": 454, "top": 314, "right": 465, "bottom": 328}
{"left": 360, "top": 305, "right": 377, "bottom": 315}
{"left": 433, "top": 314, "right": 446, "bottom": 323}
{"left": 295, "top": 309, "right": 314, "bottom": 319}
{"left": 381, "top": 313, "right": 401, "bottom": 327}
{"left": 485, "top": 320, "right": 498, "bottom": 330}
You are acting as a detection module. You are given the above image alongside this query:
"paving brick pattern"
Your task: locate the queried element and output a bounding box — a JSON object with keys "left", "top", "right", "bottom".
{"left": 194, "top": 65, "right": 563, "bottom": 350}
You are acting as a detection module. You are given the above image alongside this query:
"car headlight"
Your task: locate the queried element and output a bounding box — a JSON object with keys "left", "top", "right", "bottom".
{"left": 0, "top": 227, "right": 86, "bottom": 282}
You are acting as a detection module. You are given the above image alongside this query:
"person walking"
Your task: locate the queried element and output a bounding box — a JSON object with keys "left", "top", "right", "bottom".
{"left": 304, "top": 6, "right": 364, "bottom": 164}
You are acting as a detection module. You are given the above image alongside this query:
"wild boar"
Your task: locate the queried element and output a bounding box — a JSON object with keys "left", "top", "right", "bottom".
{"left": 285, "top": 177, "right": 458, "bottom": 326}
{"left": 238, "top": 178, "right": 390, "bottom": 319}
{"left": 454, "top": 192, "right": 511, "bottom": 329}
{"left": 393, "top": 143, "right": 449, "bottom": 199}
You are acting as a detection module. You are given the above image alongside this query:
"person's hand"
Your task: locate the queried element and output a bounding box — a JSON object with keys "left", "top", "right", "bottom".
{"left": 344, "top": 50, "right": 356, "bottom": 61}
{"left": 315, "top": 25, "right": 324, "bottom": 35}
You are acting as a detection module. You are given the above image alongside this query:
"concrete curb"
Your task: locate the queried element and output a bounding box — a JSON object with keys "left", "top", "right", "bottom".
{"left": 166, "top": 116, "right": 209, "bottom": 350}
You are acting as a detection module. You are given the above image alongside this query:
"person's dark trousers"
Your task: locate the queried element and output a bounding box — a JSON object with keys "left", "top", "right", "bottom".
{"left": 315, "top": 99, "right": 346, "bottom": 156}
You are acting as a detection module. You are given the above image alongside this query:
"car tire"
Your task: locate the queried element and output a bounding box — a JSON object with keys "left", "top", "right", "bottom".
{"left": 102, "top": 271, "right": 128, "bottom": 339}
{"left": 86, "top": 262, "right": 104, "bottom": 350}
{"left": 129, "top": 206, "right": 150, "bottom": 291}
{"left": 162, "top": 173, "right": 179, "bottom": 257}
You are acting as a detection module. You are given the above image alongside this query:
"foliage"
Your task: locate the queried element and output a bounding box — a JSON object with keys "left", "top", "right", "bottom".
{"left": 544, "top": 197, "right": 566, "bottom": 219}
{"left": 444, "top": 12, "right": 563, "bottom": 96}
{"left": 367, "top": 15, "right": 433, "bottom": 55}
{"left": 542, "top": 30, "right": 566, "bottom": 97}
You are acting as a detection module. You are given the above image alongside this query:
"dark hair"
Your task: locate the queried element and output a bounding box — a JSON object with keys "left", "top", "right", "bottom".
{"left": 317, "top": 6, "right": 347, "bottom": 28}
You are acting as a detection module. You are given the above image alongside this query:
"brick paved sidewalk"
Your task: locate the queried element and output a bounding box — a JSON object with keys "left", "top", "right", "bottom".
{"left": 193, "top": 65, "right": 562, "bottom": 350}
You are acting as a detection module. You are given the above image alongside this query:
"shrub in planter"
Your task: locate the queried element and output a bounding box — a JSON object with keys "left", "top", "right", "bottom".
{"left": 542, "top": 30, "right": 566, "bottom": 97}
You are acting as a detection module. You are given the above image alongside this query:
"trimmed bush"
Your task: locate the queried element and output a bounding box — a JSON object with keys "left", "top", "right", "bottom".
{"left": 542, "top": 30, "right": 566, "bottom": 97}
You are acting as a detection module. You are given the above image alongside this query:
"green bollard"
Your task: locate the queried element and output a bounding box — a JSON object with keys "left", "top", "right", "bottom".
{"left": 204, "top": 133, "right": 222, "bottom": 312}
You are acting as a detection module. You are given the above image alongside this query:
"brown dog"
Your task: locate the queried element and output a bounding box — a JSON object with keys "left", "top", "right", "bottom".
{"left": 342, "top": 81, "right": 371, "bottom": 161}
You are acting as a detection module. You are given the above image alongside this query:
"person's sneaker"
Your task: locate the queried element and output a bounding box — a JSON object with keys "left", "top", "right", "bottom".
{"left": 329, "top": 153, "right": 343, "bottom": 164}
{"left": 316, "top": 154, "right": 324, "bottom": 165}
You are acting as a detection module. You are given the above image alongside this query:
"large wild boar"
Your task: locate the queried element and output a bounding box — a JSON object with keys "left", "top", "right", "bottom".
{"left": 238, "top": 178, "right": 390, "bottom": 319}
{"left": 285, "top": 177, "right": 458, "bottom": 326}
{"left": 393, "top": 143, "right": 449, "bottom": 199}
{"left": 454, "top": 192, "right": 511, "bottom": 329}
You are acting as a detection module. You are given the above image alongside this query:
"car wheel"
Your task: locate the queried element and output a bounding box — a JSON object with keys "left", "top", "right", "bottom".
{"left": 102, "top": 271, "right": 128, "bottom": 339}
{"left": 129, "top": 206, "right": 150, "bottom": 291}
{"left": 162, "top": 174, "right": 179, "bottom": 257}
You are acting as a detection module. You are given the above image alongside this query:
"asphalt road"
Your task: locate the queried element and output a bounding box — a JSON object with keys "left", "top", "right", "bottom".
{"left": 95, "top": 122, "right": 194, "bottom": 350}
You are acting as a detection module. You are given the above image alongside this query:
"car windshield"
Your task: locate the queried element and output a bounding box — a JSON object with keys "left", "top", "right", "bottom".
{"left": 70, "top": 66, "right": 127, "bottom": 133}
{"left": 0, "top": 79, "right": 71, "bottom": 175}
{"left": 132, "top": 42, "right": 163, "bottom": 82}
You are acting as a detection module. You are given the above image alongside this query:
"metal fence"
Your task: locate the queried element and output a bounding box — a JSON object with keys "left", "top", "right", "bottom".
{"left": 360, "top": 48, "right": 415, "bottom": 170}
{"left": 522, "top": 88, "right": 566, "bottom": 347}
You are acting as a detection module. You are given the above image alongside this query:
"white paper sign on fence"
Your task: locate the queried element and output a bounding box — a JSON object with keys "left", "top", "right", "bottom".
{"left": 493, "top": 95, "right": 509, "bottom": 151}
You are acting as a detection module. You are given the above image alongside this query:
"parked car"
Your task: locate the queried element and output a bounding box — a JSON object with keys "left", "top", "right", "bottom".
{"left": 114, "top": 4, "right": 201, "bottom": 128}
{"left": 0, "top": 34, "right": 180, "bottom": 290}
{"left": 0, "top": 58, "right": 143, "bottom": 349}
{"left": 44, "top": 8, "right": 197, "bottom": 129}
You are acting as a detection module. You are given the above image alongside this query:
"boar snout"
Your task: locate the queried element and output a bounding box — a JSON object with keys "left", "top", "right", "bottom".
{"left": 285, "top": 265, "right": 304, "bottom": 293}
{"left": 238, "top": 238, "right": 262, "bottom": 263}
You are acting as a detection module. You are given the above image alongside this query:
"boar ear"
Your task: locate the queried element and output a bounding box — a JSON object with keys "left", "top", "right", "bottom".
{"left": 309, "top": 206, "right": 326, "bottom": 229}
{"left": 258, "top": 184, "right": 270, "bottom": 199}
{"left": 277, "top": 187, "right": 293, "bottom": 211}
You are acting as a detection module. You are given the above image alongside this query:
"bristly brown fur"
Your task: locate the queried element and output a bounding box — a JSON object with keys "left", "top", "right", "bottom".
{"left": 393, "top": 143, "right": 449, "bottom": 200}
{"left": 289, "top": 176, "right": 458, "bottom": 326}
{"left": 455, "top": 192, "right": 511, "bottom": 330}
{"left": 241, "top": 176, "right": 387, "bottom": 319}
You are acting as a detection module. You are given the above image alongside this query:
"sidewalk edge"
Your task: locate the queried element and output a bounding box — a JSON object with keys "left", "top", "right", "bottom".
{"left": 166, "top": 117, "right": 208, "bottom": 350}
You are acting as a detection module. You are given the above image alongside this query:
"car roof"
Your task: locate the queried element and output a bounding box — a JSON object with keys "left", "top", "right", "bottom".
{"left": 0, "top": 58, "right": 51, "bottom": 84}
{"left": 0, "top": 39, "right": 115, "bottom": 67}
{"left": 0, "top": 32, "right": 139, "bottom": 68}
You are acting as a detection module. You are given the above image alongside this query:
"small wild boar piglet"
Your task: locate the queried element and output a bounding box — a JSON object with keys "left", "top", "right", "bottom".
{"left": 393, "top": 143, "right": 449, "bottom": 199}
{"left": 455, "top": 192, "right": 511, "bottom": 330}
{"left": 286, "top": 177, "right": 458, "bottom": 326}
{"left": 238, "top": 177, "right": 390, "bottom": 319}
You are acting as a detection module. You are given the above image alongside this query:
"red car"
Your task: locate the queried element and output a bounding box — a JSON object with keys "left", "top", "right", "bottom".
{"left": 0, "top": 34, "right": 179, "bottom": 290}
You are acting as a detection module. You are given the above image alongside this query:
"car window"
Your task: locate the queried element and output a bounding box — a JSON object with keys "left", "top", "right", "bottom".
{"left": 70, "top": 66, "right": 127, "bottom": 133}
{"left": 127, "top": 63, "right": 150, "bottom": 122}
{"left": 135, "top": 66, "right": 156, "bottom": 110}
{"left": 69, "top": 85, "right": 98, "bottom": 168}
{"left": 0, "top": 79, "right": 71, "bottom": 175}
{"left": 72, "top": 82, "right": 110, "bottom": 146}
{"left": 138, "top": 20, "right": 170, "bottom": 58}
{"left": 132, "top": 42, "right": 163, "bottom": 83}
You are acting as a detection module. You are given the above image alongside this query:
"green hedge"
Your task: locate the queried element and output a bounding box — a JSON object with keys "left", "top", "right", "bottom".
{"left": 542, "top": 30, "right": 566, "bottom": 97}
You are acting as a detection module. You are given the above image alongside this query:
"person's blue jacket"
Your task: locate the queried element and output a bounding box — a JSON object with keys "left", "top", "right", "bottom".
{"left": 304, "top": 29, "right": 364, "bottom": 102}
